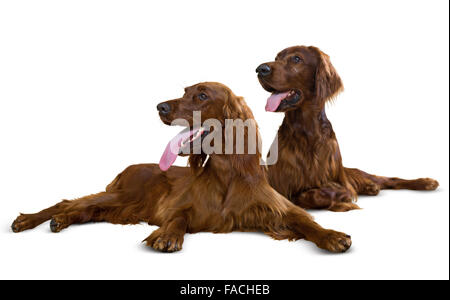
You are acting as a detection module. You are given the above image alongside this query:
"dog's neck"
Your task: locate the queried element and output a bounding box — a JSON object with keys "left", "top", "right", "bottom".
{"left": 280, "top": 102, "right": 333, "bottom": 143}
{"left": 201, "top": 125, "right": 266, "bottom": 185}
{"left": 189, "top": 112, "right": 266, "bottom": 185}
{"left": 209, "top": 152, "right": 264, "bottom": 174}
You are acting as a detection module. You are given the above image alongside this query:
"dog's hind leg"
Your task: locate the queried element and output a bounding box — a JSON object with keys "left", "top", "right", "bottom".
{"left": 345, "top": 167, "right": 439, "bottom": 195}
{"left": 47, "top": 192, "right": 147, "bottom": 233}
{"left": 48, "top": 192, "right": 121, "bottom": 232}
{"left": 11, "top": 199, "right": 72, "bottom": 232}
{"left": 12, "top": 192, "right": 126, "bottom": 233}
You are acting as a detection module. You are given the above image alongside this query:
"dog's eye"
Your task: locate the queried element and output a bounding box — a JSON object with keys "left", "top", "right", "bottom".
{"left": 198, "top": 93, "right": 208, "bottom": 101}
{"left": 292, "top": 56, "right": 302, "bottom": 63}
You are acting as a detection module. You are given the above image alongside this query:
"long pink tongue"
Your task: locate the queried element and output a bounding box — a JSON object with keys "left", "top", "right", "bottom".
{"left": 265, "top": 91, "right": 290, "bottom": 112}
{"left": 159, "top": 128, "right": 196, "bottom": 171}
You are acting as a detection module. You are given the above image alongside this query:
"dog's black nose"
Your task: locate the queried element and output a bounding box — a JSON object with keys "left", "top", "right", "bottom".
{"left": 256, "top": 64, "right": 271, "bottom": 76}
{"left": 157, "top": 102, "right": 171, "bottom": 115}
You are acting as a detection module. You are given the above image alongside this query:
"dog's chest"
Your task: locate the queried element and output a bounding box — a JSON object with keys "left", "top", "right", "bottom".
{"left": 268, "top": 135, "right": 341, "bottom": 197}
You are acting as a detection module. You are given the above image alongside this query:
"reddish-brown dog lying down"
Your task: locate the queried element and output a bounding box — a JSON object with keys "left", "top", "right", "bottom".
{"left": 12, "top": 82, "right": 352, "bottom": 253}
{"left": 256, "top": 46, "right": 439, "bottom": 212}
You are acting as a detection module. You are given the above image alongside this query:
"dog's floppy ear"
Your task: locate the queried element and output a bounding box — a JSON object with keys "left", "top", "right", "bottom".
{"left": 312, "top": 47, "right": 343, "bottom": 106}
{"left": 223, "top": 91, "right": 246, "bottom": 120}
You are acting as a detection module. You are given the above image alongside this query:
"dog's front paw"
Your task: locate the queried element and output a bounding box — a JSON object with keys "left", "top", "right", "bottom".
{"left": 361, "top": 182, "right": 380, "bottom": 196}
{"left": 328, "top": 202, "right": 360, "bottom": 212}
{"left": 315, "top": 230, "right": 352, "bottom": 253}
{"left": 143, "top": 229, "right": 184, "bottom": 253}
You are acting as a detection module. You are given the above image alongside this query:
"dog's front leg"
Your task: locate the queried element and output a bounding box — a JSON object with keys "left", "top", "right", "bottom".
{"left": 143, "top": 216, "right": 187, "bottom": 253}
{"left": 286, "top": 206, "right": 352, "bottom": 252}
{"left": 293, "top": 185, "right": 360, "bottom": 212}
{"left": 265, "top": 204, "right": 352, "bottom": 253}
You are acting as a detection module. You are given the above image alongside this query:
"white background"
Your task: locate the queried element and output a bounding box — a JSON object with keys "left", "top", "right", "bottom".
{"left": 0, "top": 0, "right": 448, "bottom": 280}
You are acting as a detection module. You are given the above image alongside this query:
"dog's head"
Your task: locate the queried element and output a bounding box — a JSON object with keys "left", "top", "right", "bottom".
{"left": 157, "top": 82, "right": 250, "bottom": 126}
{"left": 256, "top": 46, "right": 343, "bottom": 112}
{"left": 156, "top": 82, "right": 256, "bottom": 172}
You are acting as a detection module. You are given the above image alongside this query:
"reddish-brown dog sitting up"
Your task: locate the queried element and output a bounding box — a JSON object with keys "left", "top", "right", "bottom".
{"left": 12, "top": 82, "right": 352, "bottom": 253}
{"left": 256, "top": 46, "right": 439, "bottom": 212}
